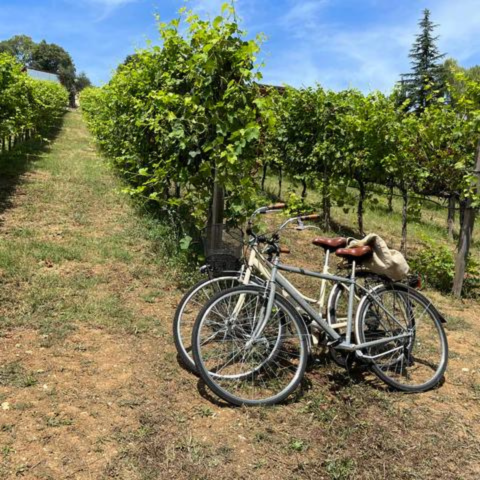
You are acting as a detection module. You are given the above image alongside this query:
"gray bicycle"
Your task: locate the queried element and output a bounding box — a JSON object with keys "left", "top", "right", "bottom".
{"left": 191, "top": 227, "right": 448, "bottom": 406}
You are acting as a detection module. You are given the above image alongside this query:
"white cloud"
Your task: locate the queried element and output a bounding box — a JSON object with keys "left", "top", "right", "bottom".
{"left": 279, "top": 0, "right": 329, "bottom": 30}
{"left": 190, "top": 0, "right": 225, "bottom": 16}
{"left": 189, "top": 0, "right": 260, "bottom": 26}
{"left": 261, "top": 1, "right": 419, "bottom": 92}
{"left": 78, "top": 0, "right": 139, "bottom": 21}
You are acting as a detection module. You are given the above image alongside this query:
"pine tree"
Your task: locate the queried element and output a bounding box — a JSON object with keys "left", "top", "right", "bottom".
{"left": 401, "top": 9, "right": 446, "bottom": 112}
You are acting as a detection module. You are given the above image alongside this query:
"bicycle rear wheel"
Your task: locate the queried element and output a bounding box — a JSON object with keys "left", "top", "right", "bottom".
{"left": 173, "top": 275, "right": 246, "bottom": 373}
{"left": 355, "top": 284, "right": 448, "bottom": 392}
{"left": 192, "top": 285, "right": 309, "bottom": 406}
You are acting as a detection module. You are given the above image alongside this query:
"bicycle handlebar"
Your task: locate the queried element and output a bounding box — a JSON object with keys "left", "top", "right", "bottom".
{"left": 299, "top": 213, "right": 321, "bottom": 221}
{"left": 247, "top": 205, "right": 320, "bottom": 249}
{"left": 277, "top": 213, "right": 320, "bottom": 233}
{"left": 249, "top": 205, "right": 282, "bottom": 221}
{"left": 267, "top": 202, "right": 286, "bottom": 210}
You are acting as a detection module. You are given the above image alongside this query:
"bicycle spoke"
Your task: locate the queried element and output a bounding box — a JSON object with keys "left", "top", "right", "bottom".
{"left": 194, "top": 287, "right": 307, "bottom": 405}
{"left": 357, "top": 286, "right": 447, "bottom": 391}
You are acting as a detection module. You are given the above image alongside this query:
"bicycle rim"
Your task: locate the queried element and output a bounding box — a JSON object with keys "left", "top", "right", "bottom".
{"left": 355, "top": 284, "right": 448, "bottom": 392}
{"left": 193, "top": 286, "right": 309, "bottom": 406}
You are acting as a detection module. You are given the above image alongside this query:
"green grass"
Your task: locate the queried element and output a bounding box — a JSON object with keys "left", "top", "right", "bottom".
{"left": 1, "top": 111, "right": 479, "bottom": 480}
{"left": 0, "top": 111, "right": 189, "bottom": 342}
{"left": 0, "top": 362, "right": 37, "bottom": 388}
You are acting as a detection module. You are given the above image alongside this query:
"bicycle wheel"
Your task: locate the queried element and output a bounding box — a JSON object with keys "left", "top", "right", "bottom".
{"left": 192, "top": 285, "right": 309, "bottom": 406}
{"left": 327, "top": 274, "right": 386, "bottom": 367}
{"left": 173, "top": 274, "right": 248, "bottom": 373}
{"left": 355, "top": 284, "right": 448, "bottom": 392}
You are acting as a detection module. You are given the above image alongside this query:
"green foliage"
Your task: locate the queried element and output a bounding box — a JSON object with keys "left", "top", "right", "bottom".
{"left": 31, "top": 40, "right": 76, "bottom": 102}
{"left": 0, "top": 34, "right": 90, "bottom": 103}
{"left": 410, "top": 241, "right": 455, "bottom": 292}
{"left": 81, "top": 4, "right": 263, "bottom": 229}
{"left": 0, "top": 52, "right": 68, "bottom": 144}
{"left": 411, "top": 239, "right": 479, "bottom": 295}
{"left": 0, "top": 35, "right": 36, "bottom": 65}
{"left": 75, "top": 72, "right": 91, "bottom": 92}
{"left": 79, "top": 5, "right": 480, "bottom": 297}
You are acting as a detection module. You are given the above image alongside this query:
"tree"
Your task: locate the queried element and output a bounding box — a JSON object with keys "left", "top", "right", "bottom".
{"left": 75, "top": 72, "right": 92, "bottom": 92}
{"left": 31, "top": 40, "right": 76, "bottom": 106}
{"left": 0, "top": 35, "right": 35, "bottom": 65}
{"left": 258, "top": 86, "right": 289, "bottom": 197}
{"left": 0, "top": 36, "right": 80, "bottom": 105}
{"left": 337, "top": 90, "right": 394, "bottom": 235}
{"left": 450, "top": 74, "right": 480, "bottom": 297}
{"left": 401, "top": 9, "right": 446, "bottom": 112}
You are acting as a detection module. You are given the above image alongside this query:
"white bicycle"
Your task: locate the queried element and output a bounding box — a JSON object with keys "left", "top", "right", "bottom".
{"left": 173, "top": 204, "right": 388, "bottom": 372}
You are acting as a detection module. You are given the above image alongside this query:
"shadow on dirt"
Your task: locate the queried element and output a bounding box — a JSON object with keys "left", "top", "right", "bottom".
{"left": 0, "top": 120, "right": 64, "bottom": 228}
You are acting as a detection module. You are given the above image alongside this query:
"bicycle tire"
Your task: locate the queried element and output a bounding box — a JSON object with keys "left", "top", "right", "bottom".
{"left": 173, "top": 274, "right": 262, "bottom": 373}
{"left": 192, "top": 285, "right": 309, "bottom": 406}
{"left": 355, "top": 283, "right": 448, "bottom": 392}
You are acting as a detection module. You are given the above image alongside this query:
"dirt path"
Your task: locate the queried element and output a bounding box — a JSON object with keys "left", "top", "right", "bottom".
{"left": 1, "top": 112, "right": 480, "bottom": 479}
{"left": 0, "top": 112, "right": 183, "bottom": 479}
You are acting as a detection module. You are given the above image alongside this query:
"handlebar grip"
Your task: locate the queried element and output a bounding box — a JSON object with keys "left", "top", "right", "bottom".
{"left": 299, "top": 213, "right": 321, "bottom": 221}
{"left": 267, "top": 202, "right": 286, "bottom": 210}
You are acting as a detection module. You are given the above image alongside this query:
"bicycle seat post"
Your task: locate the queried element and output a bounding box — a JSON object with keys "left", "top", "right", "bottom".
{"left": 345, "top": 259, "right": 356, "bottom": 345}
{"left": 318, "top": 248, "right": 330, "bottom": 314}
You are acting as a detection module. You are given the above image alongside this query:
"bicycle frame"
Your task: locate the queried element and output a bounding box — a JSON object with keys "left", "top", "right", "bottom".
{"left": 252, "top": 256, "right": 412, "bottom": 354}
{"left": 239, "top": 215, "right": 335, "bottom": 315}
{"left": 240, "top": 238, "right": 366, "bottom": 330}
{"left": 240, "top": 245, "right": 322, "bottom": 305}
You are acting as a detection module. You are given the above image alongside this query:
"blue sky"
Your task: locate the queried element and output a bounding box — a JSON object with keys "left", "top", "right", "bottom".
{"left": 1, "top": 0, "right": 479, "bottom": 92}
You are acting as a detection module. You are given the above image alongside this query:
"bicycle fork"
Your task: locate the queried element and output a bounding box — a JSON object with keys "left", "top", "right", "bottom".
{"left": 245, "top": 257, "right": 279, "bottom": 349}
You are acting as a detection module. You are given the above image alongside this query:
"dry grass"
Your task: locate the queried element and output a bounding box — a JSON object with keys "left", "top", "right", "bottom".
{"left": 0, "top": 111, "right": 479, "bottom": 479}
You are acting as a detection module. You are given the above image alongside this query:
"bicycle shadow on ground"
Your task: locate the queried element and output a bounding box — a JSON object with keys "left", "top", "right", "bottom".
{"left": 305, "top": 351, "right": 388, "bottom": 394}
{"left": 176, "top": 353, "right": 197, "bottom": 375}
{"left": 318, "top": 358, "right": 447, "bottom": 395}
{"left": 196, "top": 378, "right": 238, "bottom": 408}
{"left": 194, "top": 350, "right": 447, "bottom": 407}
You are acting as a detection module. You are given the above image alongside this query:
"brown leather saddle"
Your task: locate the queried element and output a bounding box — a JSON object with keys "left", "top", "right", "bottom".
{"left": 312, "top": 237, "right": 347, "bottom": 252}
{"left": 312, "top": 237, "right": 373, "bottom": 260}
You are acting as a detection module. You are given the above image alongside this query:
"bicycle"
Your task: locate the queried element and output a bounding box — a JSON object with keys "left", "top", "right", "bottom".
{"left": 173, "top": 204, "right": 370, "bottom": 373}
{"left": 191, "top": 227, "right": 448, "bottom": 406}
{"left": 173, "top": 204, "right": 329, "bottom": 372}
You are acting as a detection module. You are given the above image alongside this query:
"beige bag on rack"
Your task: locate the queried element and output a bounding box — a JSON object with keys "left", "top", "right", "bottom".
{"left": 347, "top": 233, "right": 409, "bottom": 281}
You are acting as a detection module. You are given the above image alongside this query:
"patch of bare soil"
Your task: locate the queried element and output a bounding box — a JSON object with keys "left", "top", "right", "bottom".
{"left": 0, "top": 327, "right": 159, "bottom": 479}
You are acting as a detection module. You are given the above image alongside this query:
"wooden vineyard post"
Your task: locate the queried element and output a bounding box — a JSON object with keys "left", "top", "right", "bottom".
{"left": 206, "top": 170, "right": 225, "bottom": 253}
{"left": 453, "top": 140, "right": 480, "bottom": 297}
{"left": 211, "top": 178, "right": 224, "bottom": 226}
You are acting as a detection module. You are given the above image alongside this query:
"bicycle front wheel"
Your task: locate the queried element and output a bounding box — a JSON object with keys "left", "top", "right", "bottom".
{"left": 355, "top": 284, "right": 448, "bottom": 392}
{"left": 192, "top": 285, "right": 309, "bottom": 406}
